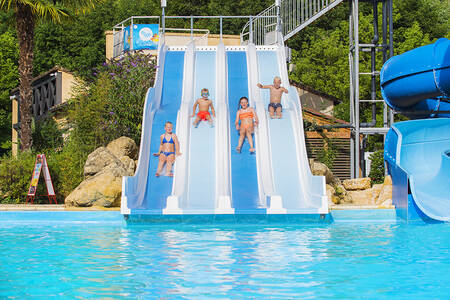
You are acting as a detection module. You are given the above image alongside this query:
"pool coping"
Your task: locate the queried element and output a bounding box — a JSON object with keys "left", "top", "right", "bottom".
{"left": 0, "top": 208, "right": 398, "bottom": 223}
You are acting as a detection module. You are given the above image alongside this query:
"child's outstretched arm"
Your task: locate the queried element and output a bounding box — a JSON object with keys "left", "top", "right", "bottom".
{"left": 257, "top": 83, "right": 270, "bottom": 89}
{"left": 173, "top": 134, "right": 182, "bottom": 156}
{"left": 153, "top": 135, "right": 163, "bottom": 156}
{"left": 282, "top": 87, "right": 289, "bottom": 93}
{"left": 210, "top": 101, "right": 216, "bottom": 118}
{"left": 235, "top": 110, "right": 240, "bottom": 130}
{"left": 190, "top": 100, "right": 198, "bottom": 117}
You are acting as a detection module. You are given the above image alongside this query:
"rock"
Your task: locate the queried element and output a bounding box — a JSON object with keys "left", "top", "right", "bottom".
{"left": 326, "top": 184, "right": 335, "bottom": 205}
{"left": 379, "top": 198, "right": 393, "bottom": 208}
{"left": 334, "top": 184, "right": 352, "bottom": 204}
{"left": 376, "top": 177, "right": 393, "bottom": 205}
{"left": 106, "top": 136, "right": 138, "bottom": 160}
{"left": 371, "top": 184, "right": 384, "bottom": 203}
{"left": 347, "top": 189, "right": 373, "bottom": 205}
{"left": 84, "top": 147, "right": 123, "bottom": 178}
{"left": 343, "top": 177, "right": 371, "bottom": 190}
{"left": 310, "top": 161, "right": 336, "bottom": 184}
{"left": 65, "top": 163, "right": 129, "bottom": 207}
{"left": 119, "top": 156, "right": 136, "bottom": 176}
{"left": 384, "top": 175, "right": 392, "bottom": 185}
{"left": 346, "top": 183, "right": 384, "bottom": 205}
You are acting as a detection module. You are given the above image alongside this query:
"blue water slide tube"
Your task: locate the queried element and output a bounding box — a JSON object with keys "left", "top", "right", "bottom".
{"left": 380, "top": 38, "right": 450, "bottom": 118}
{"left": 384, "top": 118, "right": 450, "bottom": 222}
{"left": 121, "top": 45, "right": 185, "bottom": 214}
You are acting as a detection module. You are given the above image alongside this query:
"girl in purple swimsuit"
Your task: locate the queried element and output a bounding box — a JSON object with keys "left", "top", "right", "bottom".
{"left": 153, "top": 121, "right": 181, "bottom": 177}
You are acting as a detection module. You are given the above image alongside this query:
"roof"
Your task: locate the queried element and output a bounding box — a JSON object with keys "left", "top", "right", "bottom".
{"left": 302, "top": 106, "right": 349, "bottom": 125}
{"left": 10, "top": 66, "right": 75, "bottom": 95}
{"left": 290, "top": 80, "right": 342, "bottom": 105}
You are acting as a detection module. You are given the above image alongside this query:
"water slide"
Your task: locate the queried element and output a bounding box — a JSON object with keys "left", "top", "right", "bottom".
{"left": 122, "top": 42, "right": 328, "bottom": 217}
{"left": 381, "top": 38, "right": 450, "bottom": 222}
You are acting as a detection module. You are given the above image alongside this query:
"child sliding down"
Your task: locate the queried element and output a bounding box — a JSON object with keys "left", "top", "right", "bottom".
{"left": 257, "top": 76, "right": 288, "bottom": 119}
{"left": 153, "top": 121, "right": 181, "bottom": 177}
{"left": 191, "top": 88, "right": 215, "bottom": 127}
{"left": 235, "top": 96, "right": 259, "bottom": 154}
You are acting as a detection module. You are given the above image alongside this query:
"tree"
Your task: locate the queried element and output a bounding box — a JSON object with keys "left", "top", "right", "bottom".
{"left": 0, "top": 31, "right": 18, "bottom": 155}
{"left": 0, "top": 0, "right": 104, "bottom": 151}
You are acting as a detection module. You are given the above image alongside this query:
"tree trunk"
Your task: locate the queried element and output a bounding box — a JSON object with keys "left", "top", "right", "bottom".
{"left": 16, "top": 3, "right": 35, "bottom": 151}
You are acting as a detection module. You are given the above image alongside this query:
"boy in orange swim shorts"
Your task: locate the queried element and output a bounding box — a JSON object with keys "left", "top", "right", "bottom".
{"left": 191, "top": 88, "right": 215, "bottom": 127}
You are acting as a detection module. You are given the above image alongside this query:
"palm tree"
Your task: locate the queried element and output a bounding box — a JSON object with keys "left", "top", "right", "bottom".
{"left": 0, "top": 0, "right": 104, "bottom": 150}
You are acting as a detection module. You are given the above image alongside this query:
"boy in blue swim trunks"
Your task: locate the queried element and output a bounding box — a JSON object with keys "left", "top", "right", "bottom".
{"left": 153, "top": 121, "right": 181, "bottom": 177}
{"left": 257, "top": 76, "right": 288, "bottom": 119}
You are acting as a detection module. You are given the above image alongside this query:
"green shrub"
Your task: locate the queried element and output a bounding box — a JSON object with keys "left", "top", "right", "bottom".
{"left": 0, "top": 152, "right": 36, "bottom": 203}
{"left": 32, "top": 116, "right": 64, "bottom": 152}
{"left": 369, "top": 150, "right": 385, "bottom": 184}
{"left": 70, "top": 51, "right": 156, "bottom": 149}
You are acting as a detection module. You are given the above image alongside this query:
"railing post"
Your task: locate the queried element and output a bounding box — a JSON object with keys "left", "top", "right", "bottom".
{"left": 220, "top": 16, "right": 223, "bottom": 43}
{"left": 249, "top": 16, "right": 253, "bottom": 44}
{"left": 275, "top": 0, "right": 281, "bottom": 44}
{"left": 190, "top": 16, "right": 194, "bottom": 41}
{"left": 130, "top": 17, "right": 134, "bottom": 51}
{"left": 161, "top": 0, "right": 166, "bottom": 44}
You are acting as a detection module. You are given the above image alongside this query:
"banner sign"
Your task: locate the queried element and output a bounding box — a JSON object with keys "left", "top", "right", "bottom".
{"left": 123, "top": 24, "right": 159, "bottom": 51}
{"left": 26, "top": 154, "right": 57, "bottom": 204}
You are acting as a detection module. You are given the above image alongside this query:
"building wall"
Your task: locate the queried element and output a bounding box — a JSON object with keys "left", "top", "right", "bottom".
{"left": 11, "top": 69, "right": 75, "bottom": 156}
{"left": 297, "top": 87, "right": 335, "bottom": 115}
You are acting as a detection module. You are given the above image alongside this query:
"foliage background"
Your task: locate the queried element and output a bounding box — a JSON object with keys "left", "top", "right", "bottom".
{"left": 0, "top": 0, "right": 449, "bottom": 202}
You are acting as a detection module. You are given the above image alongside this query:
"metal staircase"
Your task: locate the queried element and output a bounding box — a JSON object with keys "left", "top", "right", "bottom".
{"left": 241, "top": 0, "right": 394, "bottom": 179}
{"left": 241, "top": 0, "right": 344, "bottom": 45}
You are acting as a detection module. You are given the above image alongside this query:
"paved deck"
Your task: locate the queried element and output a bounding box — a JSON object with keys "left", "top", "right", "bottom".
{"left": 0, "top": 204, "right": 120, "bottom": 211}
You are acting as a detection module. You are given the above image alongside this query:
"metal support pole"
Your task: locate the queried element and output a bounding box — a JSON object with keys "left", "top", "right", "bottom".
{"left": 130, "top": 17, "right": 134, "bottom": 51}
{"left": 220, "top": 16, "right": 223, "bottom": 43}
{"left": 162, "top": 7, "right": 165, "bottom": 43}
{"left": 349, "top": 0, "right": 355, "bottom": 178}
{"left": 354, "top": 0, "right": 360, "bottom": 178}
{"left": 275, "top": 0, "right": 281, "bottom": 44}
{"left": 249, "top": 16, "right": 253, "bottom": 44}
{"left": 190, "top": 16, "right": 193, "bottom": 41}
{"left": 388, "top": 0, "right": 395, "bottom": 125}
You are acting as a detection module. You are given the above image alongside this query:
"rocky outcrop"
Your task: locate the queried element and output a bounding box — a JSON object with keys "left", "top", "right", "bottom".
{"left": 310, "top": 161, "right": 338, "bottom": 184}
{"left": 343, "top": 177, "right": 371, "bottom": 190}
{"left": 66, "top": 136, "right": 137, "bottom": 208}
{"left": 119, "top": 156, "right": 136, "bottom": 176}
{"left": 311, "top": 158, "right": 393, "bottom": 207}
{"left": 84, "top": 147, "right": 122, "bottom": 178}
{"left": 65, "top": 163, "right": 128, "bottom": 207}
{"left": 106, "top": 136, "right": 138, "bottom": 160}
{"left": 376, "top": 176, "right": 393, "bottom": 207}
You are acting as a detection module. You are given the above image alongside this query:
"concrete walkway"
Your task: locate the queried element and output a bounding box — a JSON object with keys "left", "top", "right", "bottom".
{"left": 0, "top": 204, "right": 120, "bottom": 211}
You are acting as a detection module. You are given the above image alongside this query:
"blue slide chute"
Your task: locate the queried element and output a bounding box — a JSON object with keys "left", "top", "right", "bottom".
{"left": 227, "top": 51, "right": 261, "bottom": 212}
{"left": 381, "top": 38, "right": 450, "bottom": 222}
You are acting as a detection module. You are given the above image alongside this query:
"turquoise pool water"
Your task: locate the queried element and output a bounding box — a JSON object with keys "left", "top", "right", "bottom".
{"left": 0, "top": 214, "right": 449, "bottom": 298}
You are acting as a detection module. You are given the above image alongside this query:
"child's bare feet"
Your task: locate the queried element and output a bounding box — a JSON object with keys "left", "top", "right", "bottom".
{"left": 155, "top": 172, "right": 160, "bottom": 177}
{"left": 249, "top": 148, "right": 255, "bottom": 154}
{"left": 236, "top": 146, "right": 241, "bottom": 153}
{"left": 168, "top": 172, "right": 174, "bottom": 177}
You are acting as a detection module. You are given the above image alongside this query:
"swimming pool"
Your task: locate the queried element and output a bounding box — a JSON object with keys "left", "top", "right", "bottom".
{"left": 0, "top": 212, "right": 448, "bottom": 298}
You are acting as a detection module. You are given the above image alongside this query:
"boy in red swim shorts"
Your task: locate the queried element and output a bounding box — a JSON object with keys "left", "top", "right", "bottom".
{"left": 191, "top": 88, "right": 215, "bottom": 127}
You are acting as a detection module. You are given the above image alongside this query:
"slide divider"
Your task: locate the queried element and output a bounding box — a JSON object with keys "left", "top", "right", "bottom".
{"left": 276, "top": 46, "right": 328, "bottom": 212}
{"left": 164, "top": 42, "right": 196, "bottom": 214}
{"left": 214, "top": 43, "right": 234, "bottom": 213}
{"left": 246, "top": 43, "right": 278, "bottom": 209}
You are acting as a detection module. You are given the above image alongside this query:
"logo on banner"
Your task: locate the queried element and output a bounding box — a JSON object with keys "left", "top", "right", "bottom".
{"left": 123, "top": 24, "right": 159, "bottom": 51}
